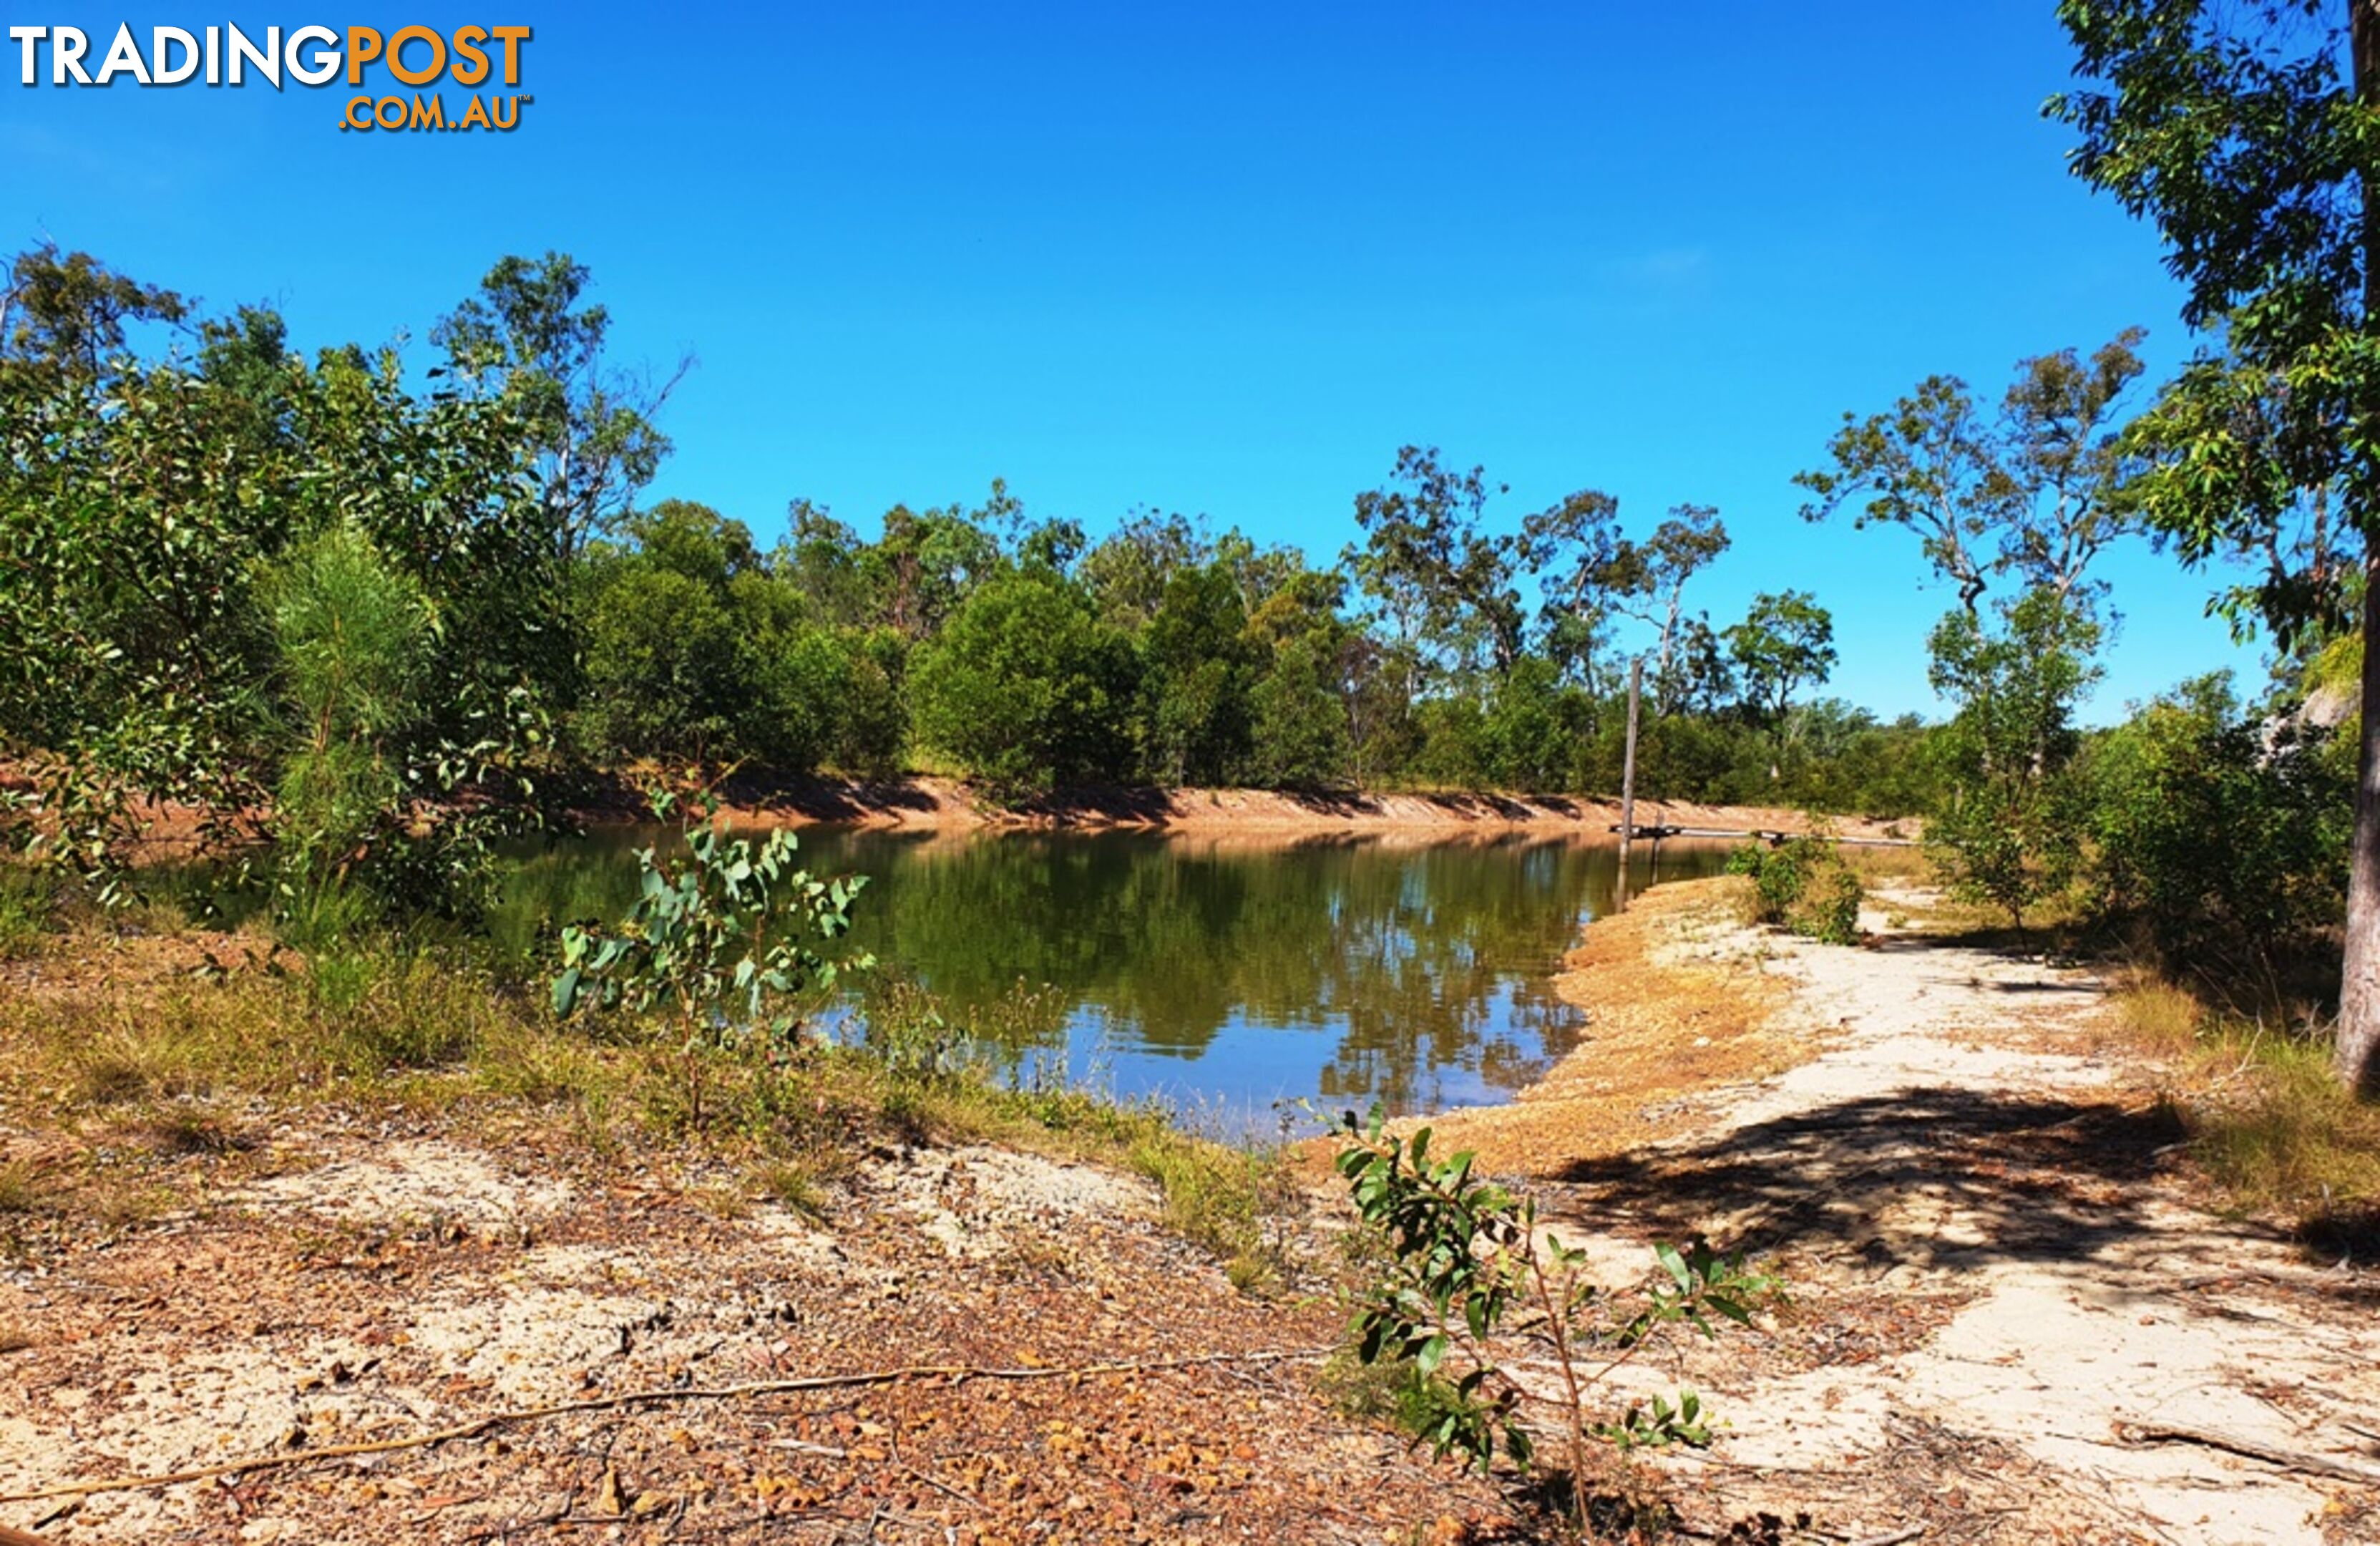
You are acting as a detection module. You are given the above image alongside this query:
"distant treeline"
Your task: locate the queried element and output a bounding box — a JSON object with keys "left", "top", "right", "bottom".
{"left": 0, "top": 243, "right": 1923, "bottom": 823}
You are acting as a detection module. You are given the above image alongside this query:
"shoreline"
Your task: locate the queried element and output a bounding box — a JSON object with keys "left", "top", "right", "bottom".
{"left": 569, "top": 770, "right": 1916, "bottom": 843}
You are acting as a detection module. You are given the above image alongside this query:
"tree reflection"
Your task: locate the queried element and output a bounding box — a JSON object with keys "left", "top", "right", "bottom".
{"left": 497, "top": 827, "right": 1727, "bottom": 1117}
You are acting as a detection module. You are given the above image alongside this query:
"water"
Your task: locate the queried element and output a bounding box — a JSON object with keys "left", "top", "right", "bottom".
{"left": 494, "top": 826, "right": 1731, "bottom": 1134}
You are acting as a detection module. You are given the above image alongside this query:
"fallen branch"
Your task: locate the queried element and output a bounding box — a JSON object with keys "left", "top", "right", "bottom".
{"left": 0, "top": 1525, "right": 57, "bottom": 1546}
{"left": 1845, "top": 1529, "right": 1925, "bottom": 1546}
{"left": 0, "top": 1347, "right": 1328, "bottom": 1507}
{"left": 2112, "top": 1419, "right": 2380, "bottom": 1487}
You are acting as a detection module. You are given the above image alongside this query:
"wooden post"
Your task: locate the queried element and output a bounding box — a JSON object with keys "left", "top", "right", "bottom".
{"left": 1616, "top": 656, "right": 1642, "bottom": 914}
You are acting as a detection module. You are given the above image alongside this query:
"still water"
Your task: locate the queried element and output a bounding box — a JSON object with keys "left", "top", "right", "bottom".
{"left": 494, "top": 827, "right": 1730, "bottom": 1134}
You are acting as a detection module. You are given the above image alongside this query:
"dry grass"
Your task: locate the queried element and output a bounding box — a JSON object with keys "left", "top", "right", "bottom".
{"left": 2113, "top": 973, "right": 2380, "bottom": 1242}
{"left": 1413, "top": 877, "right": 1795, "bottom": 1178}
{"left": 1836, "top": 842, "right": 1932, "bottom": 885}
{"left": 0, "top": 1157, "right": 45, "bottom": 1215}
{"left": 0, "top": 926, "right": 1306, "bottom": 1280}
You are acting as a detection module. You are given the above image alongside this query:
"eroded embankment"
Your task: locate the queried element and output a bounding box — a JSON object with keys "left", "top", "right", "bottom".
{"left": 576, "top": 771, "right": 1916, "bottom": 842}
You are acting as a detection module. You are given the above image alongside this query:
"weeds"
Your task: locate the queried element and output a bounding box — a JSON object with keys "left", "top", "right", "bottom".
{"left": 752, "top": 1156, "right": 829, "bottom": 1220}
{"left": 0, "top": 864, "right": 49, "bottom": 956}
{"left": 1124, "top": 1128, "right": 1298, "bottom": 1291}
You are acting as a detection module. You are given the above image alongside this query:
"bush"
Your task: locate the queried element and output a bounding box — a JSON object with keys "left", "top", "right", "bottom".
{"left": 1727, "top": 835, "right": 1863, "bottom": 944}
{"left": 1332, "top": 1108, "right": 1776, "bottom": 1501}
{"left": 909, "top": 572, "right": 1138, "bottom": 794}
{"left": 2086, "top": 674, "right": 2350, "bottom": 996}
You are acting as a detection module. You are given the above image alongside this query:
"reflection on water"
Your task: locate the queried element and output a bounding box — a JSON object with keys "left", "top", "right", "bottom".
{"left": 494, "top": 827, "right": 1730, "bottom": 1134}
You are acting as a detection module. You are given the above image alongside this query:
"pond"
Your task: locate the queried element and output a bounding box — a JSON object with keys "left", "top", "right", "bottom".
{"left": 493, "top": 827, "right": 1732, "bottom": 1136}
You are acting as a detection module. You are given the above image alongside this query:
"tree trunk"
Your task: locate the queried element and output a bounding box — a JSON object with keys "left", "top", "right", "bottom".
{"left": 2344, "top": 0, "right": 2380, "bottom": 1097}
{"left": 2339, "top": 555, "right": 2380, "bottom": 1095}
{"left": 1616, "top": 656, "right": 1642, "bottom": 914}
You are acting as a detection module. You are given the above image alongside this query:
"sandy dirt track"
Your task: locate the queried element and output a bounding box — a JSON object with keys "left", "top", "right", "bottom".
{"left": 1438, "top": 879, "right": 2380, "bottom": 1545}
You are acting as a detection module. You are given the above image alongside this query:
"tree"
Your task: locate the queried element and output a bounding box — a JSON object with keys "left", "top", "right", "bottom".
{"left": 1796, "top": 334, "right": 2148, "bottom": 619}
{"left": 867, "top": 494, "right": 1003, "bottom": 641}
{"left": 434, "top": 251, "right": 684, "bottom": 558}
{"left": 0, "top": 249, "right": 561, "bottom": 890}
{"left": 1080, "top": 509, "right": 1209, "bottom": 628}
{"left": 1139, "top": 563, "right": 1257, "bottom": 786}
{"left": 2088, "top": 673, "right": 2351, "bottom": 988}
{"left": 1350, "top": 447, "right": 1529, "bottom": 680}
{"left": 0, "top": 242, "right": 187, "bottom": 386}
{"left": 1926, "top": 590, "right": 2102, "bottom": 927}
{"left": 2051, "top": 0, "right": 2380, "bottom": 1092}
{"left": 1248, "top": 633, "right": 1354, "bottom": 789}
{"left": 1725, "top": 591, "right": 1838, "bottom": 742}
{"left": 1599, "top": 504, "right": 1731, "bottom": 711}
{"left": 908, "top": 571, "right": 1137, "bottom": 794}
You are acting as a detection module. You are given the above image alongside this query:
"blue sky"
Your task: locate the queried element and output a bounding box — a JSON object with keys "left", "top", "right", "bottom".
{"left": 4, "top": 3, "right": 2260, "bottom": 720}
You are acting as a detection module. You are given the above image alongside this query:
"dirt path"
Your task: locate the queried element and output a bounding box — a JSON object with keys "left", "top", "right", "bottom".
{"left": 1468, "top": 880, "right": 2380, "bottom": 1544}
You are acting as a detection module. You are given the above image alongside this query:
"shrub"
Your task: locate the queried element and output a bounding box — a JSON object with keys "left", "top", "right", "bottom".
{"left": 1332, "top": 1108, "right": 1775, "bottom": 1502}
{"left": 2085, "top": 674, "right": 2349, "bottom": 996}
{"left": 1727, "top": 835, "right": 1863, "bottom": 944}
{"left": 550, "top": 789, "right": 871, "bottom": 1051}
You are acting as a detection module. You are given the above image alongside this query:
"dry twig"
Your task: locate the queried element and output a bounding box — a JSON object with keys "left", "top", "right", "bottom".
{"left": 0, "top": 1347, "right": 1328, "bottom": 1507}
{"left": 2112, "top": 1419, "right": 2380, "bottom": 1486}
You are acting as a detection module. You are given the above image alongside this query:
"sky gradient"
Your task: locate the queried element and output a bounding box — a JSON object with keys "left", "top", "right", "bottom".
{"left": 4, "top": 3, "right": 2255, "bottom": 719}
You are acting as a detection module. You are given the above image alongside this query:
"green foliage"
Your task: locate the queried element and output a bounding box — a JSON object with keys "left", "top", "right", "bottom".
{"left": 1926, "top": 590, "right": 2102, "bottom": 928}
{"left": 2052, "top": 3, "right": 2378, "bottom": 1086}
{"left": 1139, "top": 563, "right": 1259, "bottom": 785}
{"left": 0, "top": 865, "right": 49, "bottom": 957}
{"left": 2087, "top": 674, "right": 2351, "bottom": 991}
{"left": 1333, "top": 1107, "right": 1775, "bottom": 1495}
{"left": 1725, "top": 590, "right": 1838, "bottom": 739}
{"left": 550, "top": 791, "right": 871, "bottom": 1050}
{"left": 909, "top": 571, "right": 1138, "bottom": 796}
{"left": 433, "top": 250, "right": 676, "bottom": 557}
{"left": 1727, "top": 837, "right": 1864, "bottom": 945}
{"left": 0, "top": 246, "right": 565, "bottom": 906}
{"left": 1795, "top": 331, "right": 2147, "bottom": 616}
{"left": 1246, "top": 633, "right": 1354, "bottom": 789}
{"left": 264, "top": 525, "right": 432, "bottom": 885}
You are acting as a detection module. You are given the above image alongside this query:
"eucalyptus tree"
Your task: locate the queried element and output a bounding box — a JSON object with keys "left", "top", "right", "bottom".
{"left": 1349, "top": 447, "right": 1530, "bottom": 682}
{"left": 434, "top": 251, "right": 684, "bottom": 559}
{"left": 1724, "top": 592, "right": 1838, "bottom": 756}
{"left": 1080, "top": 510, "right": 1210, "bottom": 628}
{"left": 2052, "top": 0, "right": 2380, "bottom": 1092}
{"left": 1599, "top": 502, "right": 1731, "bottom": 712}
{"left": 1795, "top": 331, "right": 2148, "bottom": 618}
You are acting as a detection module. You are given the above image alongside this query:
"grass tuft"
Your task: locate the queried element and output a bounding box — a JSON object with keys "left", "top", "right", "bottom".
{"left": 2115, "top": 976, "right": 2380, "bottom": 1248}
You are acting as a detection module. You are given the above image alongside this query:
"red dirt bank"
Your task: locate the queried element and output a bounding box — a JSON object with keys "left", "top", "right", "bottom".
{"left": 584, "top": 772, "right": 1914, "bottom": 842}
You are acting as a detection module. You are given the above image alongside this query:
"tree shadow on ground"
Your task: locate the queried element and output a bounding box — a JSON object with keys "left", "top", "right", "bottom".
{"left": 1546, "top": 1084, "right": 2213, "bottom": 1275}
{"left": 1002, "top": 783, "right": 1181, "bottom": 825}
{"left": 716, "top": 772, "right": 942, "bottom": 821}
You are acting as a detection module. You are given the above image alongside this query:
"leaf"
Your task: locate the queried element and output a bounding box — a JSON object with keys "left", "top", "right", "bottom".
{"left": 550, "top": 966, "right": 581, "bottom": 1018}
